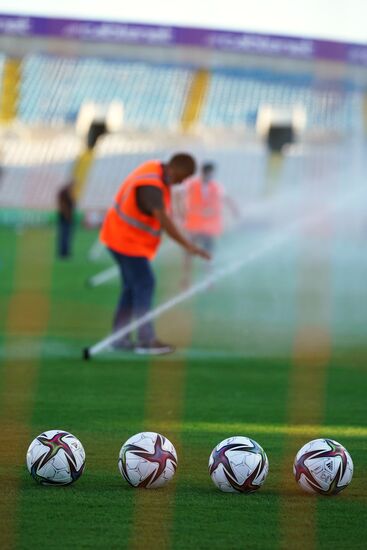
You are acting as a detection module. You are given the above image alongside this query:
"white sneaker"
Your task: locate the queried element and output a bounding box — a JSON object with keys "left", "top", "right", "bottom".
{"left": 134, "top": 339, "right": 175, "bottom": 356}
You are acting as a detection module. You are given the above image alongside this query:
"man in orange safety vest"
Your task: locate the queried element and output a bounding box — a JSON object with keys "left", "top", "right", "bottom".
{"left": 100, "top": 153, "right": 210, "bottom": 355}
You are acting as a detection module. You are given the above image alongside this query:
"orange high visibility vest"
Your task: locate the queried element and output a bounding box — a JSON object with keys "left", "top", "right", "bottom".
{"left": 184, "top": 178, "right": 222, "bottom": 236}
{"left": 100, "top": 160, "right": 170, "bottom": 259}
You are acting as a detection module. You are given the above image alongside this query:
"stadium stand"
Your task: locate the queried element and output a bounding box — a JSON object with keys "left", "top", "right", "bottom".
{"left": 80, "top": 138, "right": 267, "bottom": 212}
{"left": 7, "top": 54, "right": 361, "bottom": 133}
{"left": 0, "top": 52, "right": 365, "bottom": 217}
{"left": 0, "top": 135, "right": 80, "bottom": 209}
{"left": 19, "top": 55, "right": 192, "bottom": 129}
{"left": 0, "top": 128, "right": 267, "bottom": 212}
{"left": 200, "top": 69, "right": 363, "bottom": 132}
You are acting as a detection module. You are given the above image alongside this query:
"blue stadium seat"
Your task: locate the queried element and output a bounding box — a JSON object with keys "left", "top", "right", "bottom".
{"left": 19, "top": 55, "right": 192, "bottom": 129}
{"left": 200, "top": 69, "right": 362, "bottom": 132}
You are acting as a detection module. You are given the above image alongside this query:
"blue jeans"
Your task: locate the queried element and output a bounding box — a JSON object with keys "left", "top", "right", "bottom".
{"left": 109, "top": 249, "right": 155, "bottom": 343}
{"left": 57, "top": 216, "right": 74, "bottom": 258}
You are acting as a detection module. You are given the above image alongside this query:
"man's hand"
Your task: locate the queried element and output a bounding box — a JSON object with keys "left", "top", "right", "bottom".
{"left": 186, "top": 243, "right": 211, "bottom": 260}
{"left": 153, "top": 208, "right": 211, "bottom": 260}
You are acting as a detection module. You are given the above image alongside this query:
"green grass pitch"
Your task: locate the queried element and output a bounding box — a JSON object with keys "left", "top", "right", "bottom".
{"left": 0, "top": 225, "right": 366, "bottom": 549}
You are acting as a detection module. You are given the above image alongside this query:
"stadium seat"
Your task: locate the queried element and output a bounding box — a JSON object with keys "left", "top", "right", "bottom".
{"left": 200, "top": 69, "right": 362, "bottom": 132}
{"left": 18, "top": 55, "right": 192, "bottom": 130}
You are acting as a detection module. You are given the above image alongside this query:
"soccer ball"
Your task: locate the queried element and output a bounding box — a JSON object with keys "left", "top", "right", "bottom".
{"left": 26, "top": 429, "right": 85, "bottom": 486}
{"left": 118, "top": 432, "right": 178, "bottom": 488}
{"left": 209, "top": 436, "right": 269, "bottom": 493}
{"left": 293, "top": 438, "right": 353, "bottom": 495}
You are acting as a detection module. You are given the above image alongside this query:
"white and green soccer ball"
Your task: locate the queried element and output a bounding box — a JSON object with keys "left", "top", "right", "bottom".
{"left": 26, "top": 429, "right": 85, "bottom": 486}
{"left": 293, "top": 438, "right": 353, "bottom": 495}
{"left": 209, "top": 436, "right": 269, "bottom": 493}
{"left": 118, "top": 431, "right": 178, "bottom": 489}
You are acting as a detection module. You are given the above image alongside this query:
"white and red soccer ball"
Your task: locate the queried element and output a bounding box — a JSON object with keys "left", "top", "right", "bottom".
{"left": 293, "top": 438, "right": 353, "bottom": 495}
{"left": 209, "top": 436, "right": 269, "bottom": 493}
{"left": 118, "top": 431, "right": 178, "bottom": 489}
{"left": 26, "top": 429, "right": 85, "bottom": 486}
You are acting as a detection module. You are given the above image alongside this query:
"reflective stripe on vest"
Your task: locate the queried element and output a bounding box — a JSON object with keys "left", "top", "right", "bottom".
{"left": 113, "top": 172, "right": 164, "bottom": 237}
{"left": 113, "top": 201, "right": 161, "bottom": 237}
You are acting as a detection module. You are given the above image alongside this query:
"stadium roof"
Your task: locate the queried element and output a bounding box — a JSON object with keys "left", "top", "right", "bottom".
{"left": 0, "top": 0, "right": 366, "bottom": 66}
{"left": 0, "top": 0, "right": 366, "bottom": 45}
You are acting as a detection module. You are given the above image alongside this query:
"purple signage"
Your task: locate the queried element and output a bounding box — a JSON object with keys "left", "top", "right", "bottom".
{"left": 0, "top": 13, "right": 366, "bottom": 65}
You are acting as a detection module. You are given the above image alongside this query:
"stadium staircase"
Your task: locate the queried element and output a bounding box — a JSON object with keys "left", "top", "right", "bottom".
{"left": 181, "top": 69, "right": 210, "bottom": 132}
{"left": 0, "top": 57, "right": 22, "bottom": 124}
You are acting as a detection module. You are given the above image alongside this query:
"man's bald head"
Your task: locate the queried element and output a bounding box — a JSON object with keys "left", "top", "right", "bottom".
{"left": 166, "top": 153, "right": 196, "bottom": 184}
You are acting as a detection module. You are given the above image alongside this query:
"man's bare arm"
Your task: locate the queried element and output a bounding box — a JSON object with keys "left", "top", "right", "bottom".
{"left": 153, "top": 208, "right": 211, "bottom": 260}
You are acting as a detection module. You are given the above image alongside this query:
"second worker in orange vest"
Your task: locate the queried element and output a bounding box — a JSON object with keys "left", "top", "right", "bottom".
{"left": 100, "top": 153, "right": 210, "bottom": 355}
{"left": 181, "top": 162, "right": 239, "bottom": 288}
